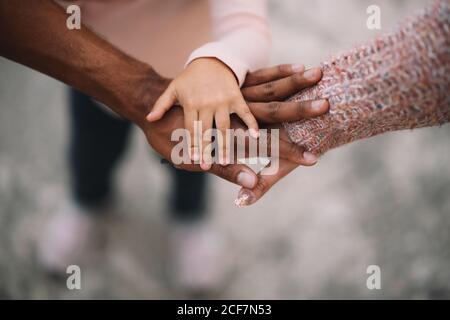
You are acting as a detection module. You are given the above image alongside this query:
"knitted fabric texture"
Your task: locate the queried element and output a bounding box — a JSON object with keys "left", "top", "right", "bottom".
{"left": 283, "top": 0, "right": 450, "bottom": 156}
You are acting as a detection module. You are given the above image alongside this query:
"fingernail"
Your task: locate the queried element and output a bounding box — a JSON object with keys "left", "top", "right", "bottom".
{"left": 201, "top": 162, "right": 211, "bottom": 171}
{"left": 312, "top": 99, "right": 326, "bottom": 111}
{"left": 192, "top": 149, "right": 200, "bottom": 162}
{"left": 235, "top": 189, "right": 256, "bottom": 207}
{"left": 303, "top": 68, "right": 320, "bottom": 81}
{"left": 146, "top": 112, "right": 153, "bottom": 120}
{"left": 292, "top": 64, "right": 304, "bottom": 73}
{"left": 237, "top": 171, "right": 256, "bottom": 189}
{"left": 222, "top": 155, "right": 229, "bottom": 166}
{"left": 249, "top": 129, "right": 259, "bottom": 139}
{"left": 303, "top": 151, "right": 318, "bottom": 164}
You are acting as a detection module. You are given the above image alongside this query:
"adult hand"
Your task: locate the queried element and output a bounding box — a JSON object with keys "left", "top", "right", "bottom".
{"left": 141, "top": 64, "right": 328, "bottom": 201}
{"left": 142, "top": 105, "right": 262, "bottom": 189}
{"left": 0, "top": 2, "right": 327, "bottom": 204}
{"left": 235, "top": 64, "right": 330, "bottom": 206}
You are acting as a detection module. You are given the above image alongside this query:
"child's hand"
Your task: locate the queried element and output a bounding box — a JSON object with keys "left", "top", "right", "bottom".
{"left": 146, "top": 57, "right": 259, "bottom": 170}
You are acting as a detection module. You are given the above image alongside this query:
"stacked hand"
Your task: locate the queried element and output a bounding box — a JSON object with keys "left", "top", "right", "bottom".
{"left": 0, "top": 1, "right": 328, "bottom": 207}
{"left": 141, "top": 64, "right": 329, "bottom": 206}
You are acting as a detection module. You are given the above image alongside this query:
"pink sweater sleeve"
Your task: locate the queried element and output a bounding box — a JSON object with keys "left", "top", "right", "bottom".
{"left": 186, "top": 0, "right": 272, "bottom": 86}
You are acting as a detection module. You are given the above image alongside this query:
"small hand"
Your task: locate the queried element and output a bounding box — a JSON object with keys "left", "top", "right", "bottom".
{"left": 146, "top": 57, "right": 259, "bottom": 170}
{"left": 140, "top": 64, "right": 328, "bottom": 205}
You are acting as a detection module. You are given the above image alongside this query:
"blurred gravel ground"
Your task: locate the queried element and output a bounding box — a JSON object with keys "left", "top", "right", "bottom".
{"left": 1, "top": 0, "right": 449, "bottom": 299}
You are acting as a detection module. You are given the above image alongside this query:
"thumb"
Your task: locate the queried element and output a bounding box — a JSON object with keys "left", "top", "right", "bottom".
{"left": 235, "top": 159, "right": 300, "bottom": 207}
{"left": 146, "top": 83, "right": 177, "bottom": 122}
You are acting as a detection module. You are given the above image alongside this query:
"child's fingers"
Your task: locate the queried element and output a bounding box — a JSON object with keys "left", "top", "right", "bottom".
{"left": 184, "top": 109, "right": 199, "bottom": 162}
{"left": 199, "top": 111, "right": 213, "bottom": 171}
{"left": 215, "top": 109, "right": 230, "bottom": 165}
{"left": 233, "top": 101, "right": 259, "bottom": 139}
{"left": 146, "top": 83, "right": 177, "bottom": 122}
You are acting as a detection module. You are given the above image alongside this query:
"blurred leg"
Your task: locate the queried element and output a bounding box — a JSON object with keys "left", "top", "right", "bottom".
{"left": 68, "top": 88, "right": 132, "bottom": 209}
{"left": 168, "top": 167, "right": 208, "bottom": 221}
{"left": 38, "top": 88, "right": 132, "bottom": 272}
{"left": 166, "top": 168, "right": 229, "bottom": 292}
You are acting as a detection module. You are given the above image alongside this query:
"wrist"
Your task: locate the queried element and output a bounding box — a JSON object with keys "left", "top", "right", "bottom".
{"left": 109, "top": 61, "right": 170, "bottom": 129}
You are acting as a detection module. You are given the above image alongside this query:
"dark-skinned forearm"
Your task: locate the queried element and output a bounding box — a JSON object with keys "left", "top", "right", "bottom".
{"left": 0, "top": 0, "right": 167, "bottom": 127}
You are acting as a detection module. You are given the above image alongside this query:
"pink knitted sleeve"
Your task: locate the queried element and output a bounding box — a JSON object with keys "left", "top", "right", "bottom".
{"left": 186, "top": 0, "right": 271, "bottom": 86}
{"left": 284, "top": 0, "right": 450, "bottom": 156}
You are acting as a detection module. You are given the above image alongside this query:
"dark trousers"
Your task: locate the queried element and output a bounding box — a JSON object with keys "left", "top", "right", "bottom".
{"left": 67, "top": 89, "right": 208, "bottom": 221}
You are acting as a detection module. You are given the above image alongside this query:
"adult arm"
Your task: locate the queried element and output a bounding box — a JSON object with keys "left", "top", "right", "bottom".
{"left": 0, "top": 1, "right": 328, "bottom": 191}
{"left": 284, "top": 0, "right": 450, "bottom": 155}
{"left": 236, "top": 0, "right": 450, "bottom": 206}
{"left": 0, "top": 0, "right": 165, "bottom": 128}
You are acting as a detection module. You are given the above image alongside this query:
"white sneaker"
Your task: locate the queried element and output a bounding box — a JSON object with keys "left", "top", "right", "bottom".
{"left": 37, "top": 199, "right": 105, "bottom": 274}
{"left": 167, "top": 219, "right": 229, "bottom": 293}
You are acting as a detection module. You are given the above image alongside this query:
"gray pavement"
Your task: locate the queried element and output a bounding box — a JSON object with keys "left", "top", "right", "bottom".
{"left": 1, "top": 0, "right": 449, "bottom": 299}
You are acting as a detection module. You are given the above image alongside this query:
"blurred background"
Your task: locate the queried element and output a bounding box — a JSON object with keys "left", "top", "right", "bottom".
{"left": 1, "top": 0, "right": 449, "bottom": 299}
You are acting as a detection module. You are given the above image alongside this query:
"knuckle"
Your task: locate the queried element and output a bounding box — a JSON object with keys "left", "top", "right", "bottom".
{"left": 241, "top": 107, "right": 252, "bottom": 116}
{"left": 217, "top": 125, "right": 228, "bottom": 133}
{"left": 183, "top": 96, "right": 197, "bottom": 107}
{"left": 288, "top": 143, "right": 303, "bottom": 160}
{"left": 216, "top": 118, "right": 230, "bottom": 130}
{"left": 195, "top": 96, "right": 219, "bottom": 109}
{"left": 278, "top": 64, "right": 290, "bottom": 74}
{"left": 185, "top": 103, "right": 198, "bottom": 112}
{"left": 241, "top": 87, "right": 251, "bottom": 98}
{"left": 213, "top": 164, "right": 232, "bottom": 179}
{"left": 185, "top": 120, "right": 195, "bottom": 130}
{"left": 267, "top": 102, "right": 281, "bottom": 119}
{"left": 211, "top": 95, "right": 227, "bottom": 105}
{"left": 183, "top": 126, "right": 193, "bottom": 136}
{"left": 197, "top": 98, "right": 213, "bottom": 109}
{"left": 217, "top": 128, "right": 228, "bottom": 141}
{"left": 228, "top": 93, "right": 242, "bottom": 103}
{"left": 263, "top": 81, "right": 275, "bottom": 97}
{"left": 255, "top": 177, "right": 270, "bottom": 193}
{"left": 166, "top": 81, "right": 176, "bottom": 92}
{"left": 212, "top": 163, "right": 224, "bottom": 175}
{"left": 291, "top": 73, "right": 304, "bottom": 84}
{"left": 249, "top": 72, "right": 264, "bottom": 84}
{"left": 297, "top": 102, "right": 307, "bottom": 118}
